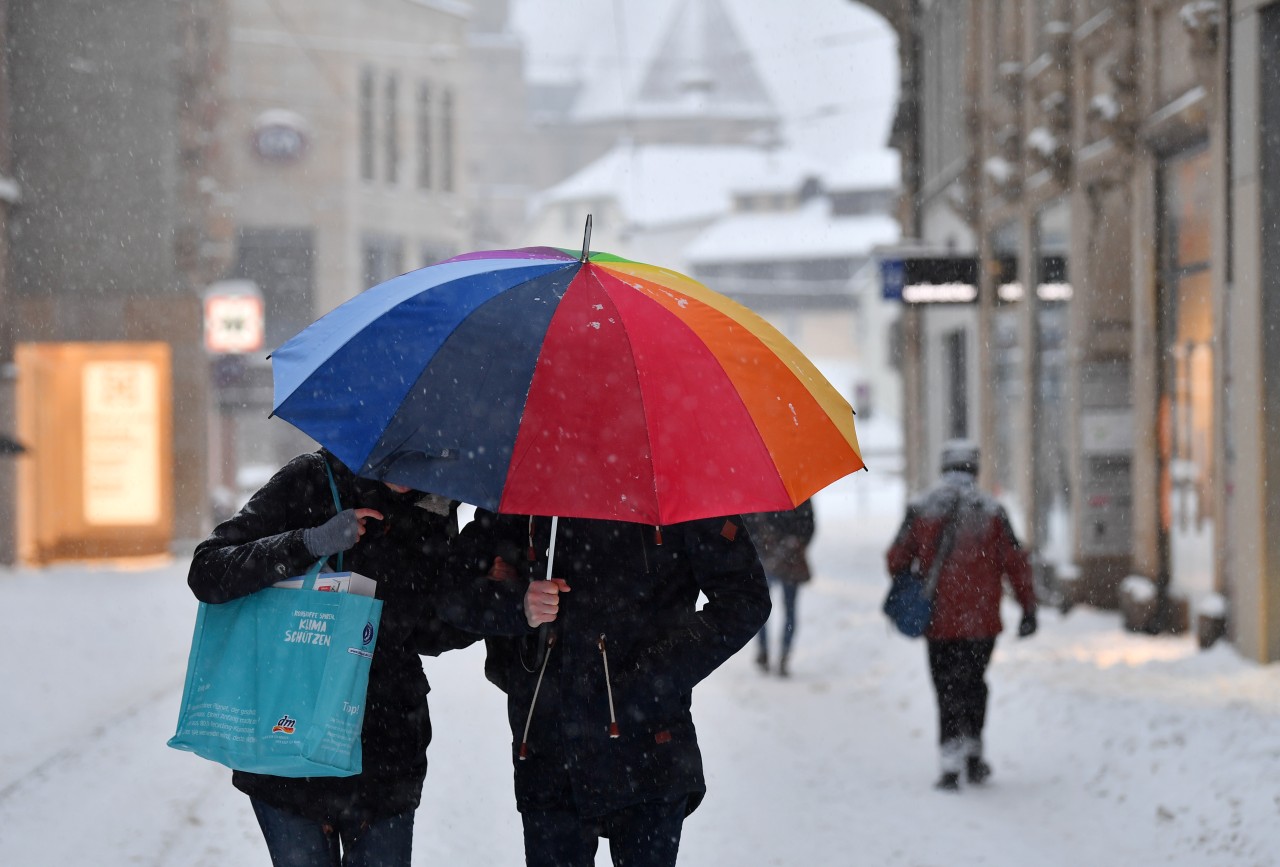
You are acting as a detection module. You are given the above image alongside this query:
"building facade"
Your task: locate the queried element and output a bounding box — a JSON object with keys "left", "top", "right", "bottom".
{"left": 5, "top": 0, "right": 230, "bottom": 559}
{"left": 885, "top": 0, "right": 1280, "bottom": 661}
{"left": 215, "top": 0, "right": 473, "bottom": 508}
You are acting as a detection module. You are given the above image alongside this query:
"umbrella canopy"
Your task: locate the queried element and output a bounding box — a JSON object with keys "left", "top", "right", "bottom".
{"left": 271, "top": 238, "right": 864, "bottom": 525}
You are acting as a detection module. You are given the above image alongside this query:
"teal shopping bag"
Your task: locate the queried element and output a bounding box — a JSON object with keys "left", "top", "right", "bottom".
{"left": 167, "top": 570, "right": 383, "bottom": 777}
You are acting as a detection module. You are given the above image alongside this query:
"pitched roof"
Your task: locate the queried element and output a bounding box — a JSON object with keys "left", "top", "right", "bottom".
{"left": 571, "top": 0, "right": 779, "bottom": 126}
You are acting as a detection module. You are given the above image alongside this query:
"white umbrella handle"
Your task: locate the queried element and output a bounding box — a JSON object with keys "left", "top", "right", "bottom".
{"left": 543, "top": 515, "right": 558, "bottom": 582}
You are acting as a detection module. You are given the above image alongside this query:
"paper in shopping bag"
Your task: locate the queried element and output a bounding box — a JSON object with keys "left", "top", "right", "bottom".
{"left": 167, "top": 580, "right": 383, "bottom": 777}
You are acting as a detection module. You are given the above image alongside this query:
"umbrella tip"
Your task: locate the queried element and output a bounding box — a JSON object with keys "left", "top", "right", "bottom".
{"left": 580, "top": 214, "right": 593, "bottom": 262}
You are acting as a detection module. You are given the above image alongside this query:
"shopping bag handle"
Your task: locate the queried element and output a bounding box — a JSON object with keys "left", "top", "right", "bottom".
{"left": 292, "top": 457, "right": 346, "bottom": 588}
{"left": 300, "top": 558, "right": 328, "bottom": 591}
{"left": 322, "top": 457, "right": 344, "bottom": 574}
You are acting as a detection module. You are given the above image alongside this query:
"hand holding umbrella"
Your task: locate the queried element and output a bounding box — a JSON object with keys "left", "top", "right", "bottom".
{"left": 524, "top": 578, "right": 570, "bottom": 628}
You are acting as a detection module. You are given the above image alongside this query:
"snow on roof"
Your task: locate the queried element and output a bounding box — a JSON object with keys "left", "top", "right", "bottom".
{"left": 570, "top": 0, "right": 778, "bottom": 126}
{"left": 825, "top": 149, "right": 901, "bottom": 192}
{"left": 533, "top": 143, "right": 822, "bottom": 227}
{"left": 685, "top": 198, "right": 901, "bottom": 264}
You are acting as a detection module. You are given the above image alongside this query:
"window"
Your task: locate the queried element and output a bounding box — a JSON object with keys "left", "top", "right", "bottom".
{"left": 441, "top": 87, "right": 455, "bottom": 192}
{"left": 416, "top": 82, "right": 432, "bottom": 190}
{"left": 384, "top": 74, "right": 400, "bottom": 185}
{"left": 945, "top": 328, "right": 968, "bottom": 439}
{"left": 920, "top": 2, "right": 968, "bottom": 188}
{"left": 359, "top": 67, "right": 376, "bottom": 182}
{"left": 363, "top": 235, "right": 404, "bottom": 288}
{"left": 233, "top": 228, "right": 315, "bottom": 349}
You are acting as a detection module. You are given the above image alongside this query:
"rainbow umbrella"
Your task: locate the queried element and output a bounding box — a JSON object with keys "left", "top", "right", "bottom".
{"left": 270, "top": 221, "right": 864, "bottom": 526}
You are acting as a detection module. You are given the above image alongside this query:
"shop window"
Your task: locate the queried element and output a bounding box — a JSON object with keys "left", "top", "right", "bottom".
{"left": 1158, "top": 145, "right": 1214, "bottom": 599}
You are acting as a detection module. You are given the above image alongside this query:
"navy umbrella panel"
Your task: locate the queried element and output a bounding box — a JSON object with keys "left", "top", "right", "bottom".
{"left": 271, "top": 251, "right": 578, "bottom": 510}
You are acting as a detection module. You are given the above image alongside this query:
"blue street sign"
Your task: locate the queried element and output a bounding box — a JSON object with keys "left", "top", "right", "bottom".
{"left": 880, "top": 259, "right": 905, "bottom": 301}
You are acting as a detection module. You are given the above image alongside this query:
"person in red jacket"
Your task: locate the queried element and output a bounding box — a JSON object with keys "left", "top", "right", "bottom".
{"left": 886, "top": 439, "right": 1037, "bottom": 791}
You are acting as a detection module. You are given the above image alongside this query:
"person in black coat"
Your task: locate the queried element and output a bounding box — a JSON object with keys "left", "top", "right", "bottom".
{"left": 743, "top": 499, "right": 815, "bottom": 678}
{"left": 440, "top": 510, "right": 770, "bottom": 867}
{"left": 187, "top": 449, "right": 476, "bottom": 866}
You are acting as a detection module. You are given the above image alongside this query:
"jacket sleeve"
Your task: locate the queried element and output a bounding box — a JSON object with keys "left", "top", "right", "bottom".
{"left": 626, "top": 516, "right": 770, "bottom": 700}
{"left": 885, "top": 505, "right": 921, "bottom": 576}
{"left": 410, "top": 615, "right": 482, "bottom": 656}
{"left": 187, "top": 454, "right": 327, "bottom": 604}
{"left": 997, "top": 508, "right": 1036, "bottom": 611}
{"left": 435, "top": 509, "right": 535, "bottom": 637}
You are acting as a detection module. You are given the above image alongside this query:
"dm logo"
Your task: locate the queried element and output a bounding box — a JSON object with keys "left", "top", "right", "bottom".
{"left": 272, "top": 715, "right": 297, "bottom": 734}
{"left": 363, "top": 622, "right": 375, "bottom": 645}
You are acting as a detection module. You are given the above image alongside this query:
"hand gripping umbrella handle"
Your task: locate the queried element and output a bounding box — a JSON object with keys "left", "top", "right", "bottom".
{"left": 531, "top": 516, "right": 560, "bottom": 670}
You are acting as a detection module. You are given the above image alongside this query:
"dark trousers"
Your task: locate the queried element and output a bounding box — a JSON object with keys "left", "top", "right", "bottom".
{"left": 757, "top": 577, "right": 800, "bottom": 659}
{"left": 250, "top": 798, "right": 415, "bottom": 867}
{"left": 927, "top": 638, "right": 996, "bottom": 753}
{"left": 522, "top": 795, "right": 689, "bottom": 867}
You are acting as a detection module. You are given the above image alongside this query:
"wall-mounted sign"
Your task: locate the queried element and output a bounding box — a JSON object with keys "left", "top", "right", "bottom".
{"left": 251, "top": 109, "right": 310, "bottom": 163}
{"left": 82, "top": 360, "right": 162, "bottom": 526}
{"left": 878, "top": 255, "right": 1072, "bottom": 304}
{"left": 15, "top": 341, "right": 172, "bottom": 564}
{"left": 879, "top": 255, "right": 979, "bottom": 305}
{"left": 880, "top": 259, "right": 905, "bottom": 301}
{"left": 204, "top": 280, "right": 264, "bottom": 354}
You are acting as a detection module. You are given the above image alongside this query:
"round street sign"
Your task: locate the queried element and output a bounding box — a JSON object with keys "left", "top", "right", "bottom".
{"left": 204, "top": 285, "right": 265, "bottom": 355}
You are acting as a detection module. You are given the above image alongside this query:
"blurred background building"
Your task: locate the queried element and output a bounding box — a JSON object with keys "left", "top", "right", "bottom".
{"left": 4, "top": 0, "right": 229, "bottom": 561}
{"left": 12, "top": 0, "right": 1278, "bottom": 668}
{"left": 212, "top": 0, "right": 473, "bottom": 515}
{"left": 883, "top": 0, "right": 1280, "bottom": 662}
{"left": 0, "top": 0, "right": 904, "bottom": 618}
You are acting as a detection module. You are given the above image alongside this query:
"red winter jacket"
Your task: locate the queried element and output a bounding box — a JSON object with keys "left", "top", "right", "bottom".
{"left": 886, "top": 473, "right": 1035, "bottom": 640}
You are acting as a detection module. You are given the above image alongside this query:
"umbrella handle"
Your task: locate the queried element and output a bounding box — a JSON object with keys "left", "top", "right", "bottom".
{"left": 531, "top": 516, "right": 560, "bottom": 670}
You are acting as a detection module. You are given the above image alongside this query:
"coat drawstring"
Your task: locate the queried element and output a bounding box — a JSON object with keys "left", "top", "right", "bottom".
{"left": 598, "top": 633, "right": 620, "bottom": 738}
{"left": 518, "top": 631, "right": 556, "bottom": 760}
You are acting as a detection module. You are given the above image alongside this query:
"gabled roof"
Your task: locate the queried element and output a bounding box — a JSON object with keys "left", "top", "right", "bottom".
{"left": 571, "top": 0, "right": 779, "bottom": 126}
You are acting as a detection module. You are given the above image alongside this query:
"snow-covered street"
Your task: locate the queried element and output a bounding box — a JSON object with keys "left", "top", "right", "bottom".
{"left": 3, "top": 473, "right": 1279, "bottom": 866}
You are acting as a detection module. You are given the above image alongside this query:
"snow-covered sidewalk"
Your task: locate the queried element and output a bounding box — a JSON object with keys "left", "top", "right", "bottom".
{"left": 2, "top": 474, "right": 1279, "bottom": 865}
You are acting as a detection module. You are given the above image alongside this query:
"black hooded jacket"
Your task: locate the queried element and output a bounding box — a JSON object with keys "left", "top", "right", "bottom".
{"left": 187, "top": 450, "right": 476, "bottom": 823}
{"left": 441, "top": 511, "right": 770, "bottom": 819}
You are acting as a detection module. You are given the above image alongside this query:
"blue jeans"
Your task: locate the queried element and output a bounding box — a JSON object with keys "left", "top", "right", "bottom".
{"left": 522, "top": 795, "right": 689, "bottom": 867}
{"left": 757, "top": 577, "right": 800, "bottom": 659}
{"left": 250, "top": 798, "right": 415, "bottom": 867}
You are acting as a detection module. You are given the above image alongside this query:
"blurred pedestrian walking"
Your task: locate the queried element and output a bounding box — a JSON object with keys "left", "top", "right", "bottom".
{"left": 744, "top": 499, "right": 815, "bottom": 677}
{"left": 885, "top": 440, "right": 1037, "bottom": 791}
